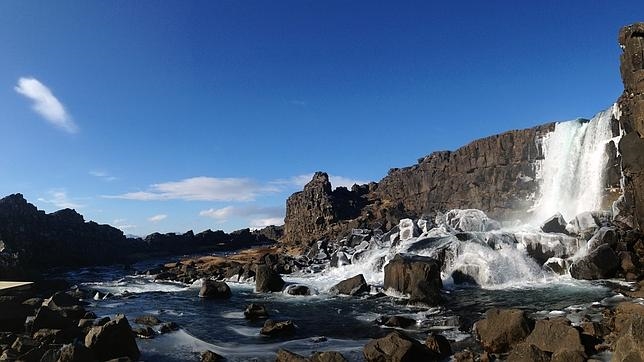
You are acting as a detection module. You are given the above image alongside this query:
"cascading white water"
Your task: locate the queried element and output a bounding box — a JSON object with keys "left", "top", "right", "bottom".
{"left": 532, "top": 108, "right": 616, "bottom": 222}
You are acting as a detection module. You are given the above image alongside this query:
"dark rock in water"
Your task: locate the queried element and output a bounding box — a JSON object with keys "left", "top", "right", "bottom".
{"left": 507, "top": 342, "right": 550, "bottom": 362}
{"left": 58, "top": 343, "right": 93, "bottom": 362}
{"left": 275, "top": 348, "right": 307, "bottom": 362}
{"left": 363, "top": 330, "right": 439, "bottom": 362}
{"left": 84, "top": 314, "right": 140, "bottom": 361}
{"left": 199, "top": 280, "right": 232, "bottom": 299}
{"left": 255, "top": 264, "right": 285, "bottom": 293}
{"left": 541, "top": 213, "right": 568, "bottom": 234}
{"left": 32, "top": 307, "right": 73, "bottom": 331}
{"left": 568, "top": 211, "right": 599, "bottom": 239}
{"left": 375, "top": 315, "right": 416, "bottom": 329}
{"left": 244, "top": 304, "right": 269, "bottom": 320}
{"left": 451, "top": 270, "right": 479, "bottom": 285}
{"left": 612, "top": 312, "right": 644, "bottom": 362}
{"left": 159, "top": 322, "right": 179, "bottom": 334}
{"left": 425, "top": 333, "right": 452, "bottom": 359}
{"left": 200, "top": 350, "right": 225, "bottom": 362}
{"left": 285, "top": 284, "right": 312, "bottom": 296}
{"left": 383, "top": 254, "right": 442, "bottom": 305}
{"left": 134, "top": 315, "right": 162, "bottom": 326}
{"left": 329, "top": 274, "right": 370, "bottom": 296}
{"left": 310, "top": 351, "right": 348, "bottom": 362}
{"left": 569, "top": 244, "right": 619, "bottom": 280}
{"left": 473, "top": 308, "right": 534, "bottom": 353}
{"left": 260, "top": 319, "right": 295, "bottom": 337}
{"left": 524, "top": 318, "right": 585, "bottom": 355}
{"left": 133, "top": 326, "right": 155, "bottom": 339}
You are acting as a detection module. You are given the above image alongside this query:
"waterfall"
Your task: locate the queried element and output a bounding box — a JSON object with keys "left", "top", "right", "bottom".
{"left": 532, "top": 107, "right": 616, "bottom": 223}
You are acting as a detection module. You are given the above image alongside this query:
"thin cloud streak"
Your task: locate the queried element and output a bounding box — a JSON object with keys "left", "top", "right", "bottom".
{"left": 105, "top": 177, "right": 279, "bottom": 202}
{"left": 37, "top": 190, "right": 84, "bottom": 209}
{"left": 148, "top": 214, "right": 168, "bottom": 223}
{"left": 15, "top": 77, "right": 78, "bottom": 133}
{"left": 199, "top": 205, "right": 284, "bottom": 225}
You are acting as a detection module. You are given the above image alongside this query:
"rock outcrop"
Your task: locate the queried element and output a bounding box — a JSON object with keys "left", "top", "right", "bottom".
{"left": 617, "top": 23, "right": 644, "bottom": 230}
{"left": 473, "top": 308, "right": 534, "bottom": 353}
{"left": 383, "top": 254, "right": 443, "bottom": 305}
{"left": 283, "top": 123, "right": 555, "bottom": 246}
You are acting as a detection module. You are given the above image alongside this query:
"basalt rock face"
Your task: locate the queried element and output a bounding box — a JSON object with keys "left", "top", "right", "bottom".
{"left": 284, "top": 124, "right": 554, "bottom": 246}
{"left": 618, "top": 23, "right": 644, "bottom": 230}
{"left": 0, "top": 193, "right": 134, "bottom": 276}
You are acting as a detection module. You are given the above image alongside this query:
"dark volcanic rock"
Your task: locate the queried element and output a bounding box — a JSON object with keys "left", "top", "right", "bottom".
{"left": 260, "top": 319, "right": 295, "bottom": 337}
{"left": 244, "top": 303, "right": 269, "bottom": 320}
{"left": 255, "top": 264, "right": 285, "bottom": 292}
{"left": 201, "top": 350, "right": 225, "bottom": 362}
{"left": 275, "top": 349, "right": 307, "bottom": 362}
{"left": 473, "top": 308, "right": 534, "bottom": 353}
{"left": 425, "top": 333, "right": 452, "bottom": 358}
{"left": 283, "top": 123, "right": 556, "bottom": 245}
{"left": 569, "top": 244, "right": 619, "bottom": 280}
{"left": 199, "top": 280, "right": 232, "bottom": 299}
{"left": 383, "top": 254, "right": 442, "bottom": 305}
{"left": 618, "top": 23, "right": 644, "bottom": 230}
{"left": 84, "top": 314, "right": 140, "bottom": 361}
{"left": 329, "top": 274, "right": 370, "bottom": 296}
{"left": 541, "top": 213, "right": 568, "bottom": 234}
{"left": 507, "top": 342, "right": 551, "bottom": 362}
{"left": 363, "top": 330, "right": 439, "bottom": 362}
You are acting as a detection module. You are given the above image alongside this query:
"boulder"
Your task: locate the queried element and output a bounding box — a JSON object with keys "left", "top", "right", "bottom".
{"left": 275, "top": 349, "right": 307, "bottom": 362}
{"left": 552, "top": 350, "right": 585, "bottom": 362}
{"left": 473, "top": 308, "right": 534, "bottom": 353}
{"left": 260, "top": 319, "right": 295, "bottom": 337}
{"left": 567, "top": 211, "right": 599, "bottom": 238}
{"left": 255, "top": 264, "right": 285, "bottom": 293}
{"left": 524, "top": 318, "right": 585, "bottom": 355}
{"left": 375, "top": 315, "right": 416, "bottom": 328}
{"left": 84, "top": 314, "right": 140, "bottom": 361}
{"left": 363, "top": 331, "right": 439, "bottom": 362}
{"left": 443, "top": 209, "right": 499, "bottom": 232}
{"left": 244, "top": 304, "right": 269, "bottom": 320}
{"left": 199, "top": 280, "right": 232, "bottom": 299}
{"left": 589, "top": 227, "right": 618, "bottom": 249}
{"left": 285, "top": 284, "right": 312, "bottom": 296}
{"left": 133, "top": 326, "right": 155, "bottom": 339}
{"left": 57, "top": 343, "right": 93, "bottom": 362}
{"left": 398, "top": 218, "right": 419, "bottom": 241}
{"left": 134, "top": 315, "right": 162, "bottom": 326}
{"left": 569, "top": 244, "right": 619, "bottom": 280}
{"left": 32, "top": 307, "right": 73, "bottom": 331}
{"left": 506, "top": 342, "right": 550, "bottom": 362}
{"left": 424, "top": 333, "right": 452, "bottom": 359}
{"left": 310, "top": 351, "right": 347, "bottom": 362}
{"left": 329, "top": 274, "right": 370, "bottom": 296}
{"left": 159, "top": 322, "right": 179, "bottom": 334}
{"left": 383, "top": 254, "right": 442, "bottom": 305}
{"left": 540, "top": 213, "right": 567, "bottom": 234}
{"left": 200, "top": 350, "right": 225, "bottom": 362}
{"left": 612, "top": 313, "right": 644, "bottom": 362}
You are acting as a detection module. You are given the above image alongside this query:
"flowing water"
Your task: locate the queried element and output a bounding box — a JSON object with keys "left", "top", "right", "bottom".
{"left": 57, "top": 107, "right": 627, "bottom": 360}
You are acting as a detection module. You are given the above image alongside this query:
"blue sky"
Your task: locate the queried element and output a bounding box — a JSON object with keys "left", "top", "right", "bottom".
{"left": 0, "top": 1, "right": 641, "bottom": 235}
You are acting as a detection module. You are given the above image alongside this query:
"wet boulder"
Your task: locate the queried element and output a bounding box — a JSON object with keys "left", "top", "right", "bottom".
{"left": 201, "top": 350, "right": 225, "bottom": 362}
{"left": 244, "top": 304, "right": 269, "bottom": 320}
{"left": 569, "top": 244, "right": 619, "bottom": 280}
{"left": 363, "top": 330, "right": 439, "bottom": 362}
{"left": 329, "top": 274, "right": 370, "bottom": 296}
{"left": 57, "top": 343, "right": 93, "bottom": 362}
{"left": 383, "top": 254, "right": 442, "bottom": 305}
{"left": 524, "top": 318, "right": 585, "bottom": 355}
{"left": 284, "top": 284, "right": 313, "bottom": 296}
{"left": 255, "top": 264, "right": 285, "bottom": 293}
{"left": 84, "top": 314, "right": 140, "bottom": 361}
{"left": 473, "top": 308, "right": 534, "bottom": 353}
{"left": 540, "top": 213, "right": 568, "bottom": 234}
{"left": 425, "top": 333, "right": 452, "bottom": 359}
{"left": 260, "top": 319, "right": 295, "bottom": 337}
{"left": 310, "top": 351, "right": 347, "bottom": 362}
{"left": 586, "top": 227, "right": 618, "bottom": 252}
{"left": 375, "top": 315, "right": 416, "bottom": 328}
{"left": 443, "top": 209, "right": 499, "bottom": 232}
{"left": 199, "top": 280, "right": 232, "bottom": 299}
{"left": 275, "top": 349, "right": 307, "bottom": 362}
{"left": 567, "top": 211, "right": 599, "bottom": 238}
{"left": 134, "top": 315, "right": 162, "bottom": 326}
{"left": 398, "top": 218, "right": 419, "bottom": 241}
{"left": 159, "top": 322, "right": 179, "bottom": 334}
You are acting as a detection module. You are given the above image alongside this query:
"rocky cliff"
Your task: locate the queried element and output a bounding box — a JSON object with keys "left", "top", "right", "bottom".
{"left": 283, "top": 123, "right": 557, "bottom": 245}
{"left": 617, "top": 23, "right": 644, "bottom": 230}
{"left": 0, "top": 194, "right": 278, "bottom": 279}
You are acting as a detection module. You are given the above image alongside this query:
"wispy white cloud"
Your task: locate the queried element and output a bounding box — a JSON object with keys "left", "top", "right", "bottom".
{"left": 15, "top": 77, "right": 78, "bottom": 133}
{"left": 105, "top": 176, "right": 279, "bottom": 202}
{"left": 148, "top": 214, "right": 168, "bottom": 223}
{"left": 90, "top": 170, "right": 117, "bottom": 182}
{"left": 199, "top": 205, "right": 284, "bottom": 225}
{"left": 37, "top": 190, "right": 84, "bottom": 209}
{"left": 276, "top": 173, "right": 369, "bottom": 190}
{"left": 250, "top": 217, "right": 284, "bottom": 229}
{"left": 288, "top": 99, "right": 308, "bottom": 107}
